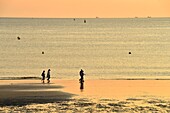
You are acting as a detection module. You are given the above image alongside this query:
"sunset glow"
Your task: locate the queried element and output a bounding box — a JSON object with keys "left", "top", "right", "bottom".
{"left": 0, "top": 0, "right": 170, "bottom": 18}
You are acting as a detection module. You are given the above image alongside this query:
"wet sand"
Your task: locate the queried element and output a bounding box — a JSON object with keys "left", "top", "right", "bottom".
{"left": 0, "top": 79, "right": 170, "bottom": 112}
{"left": 57, "top": 79, "right": 170, "bottom": 99}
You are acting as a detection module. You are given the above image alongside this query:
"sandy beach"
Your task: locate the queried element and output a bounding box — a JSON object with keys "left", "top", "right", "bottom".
{"left": 1, "top": 79, "right": 170, "bottom": 112}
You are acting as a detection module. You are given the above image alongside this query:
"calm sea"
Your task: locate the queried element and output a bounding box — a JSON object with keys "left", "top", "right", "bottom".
{"left": 0, "top": 18, "right": 170, "bottom": 80}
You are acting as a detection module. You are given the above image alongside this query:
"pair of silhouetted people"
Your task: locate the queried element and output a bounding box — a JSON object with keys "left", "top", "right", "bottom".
{"left": 41, "top": 69, "right": 51, "bottom": 83}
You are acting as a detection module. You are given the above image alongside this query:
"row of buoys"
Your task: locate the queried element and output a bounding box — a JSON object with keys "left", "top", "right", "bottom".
{"left": 17, "top": 37, "right": 132, "bottom": 55}
{"left": 42, "top": 51, "right": 131, "bottom": 55}
{"left": 17, "top": 36, "right": 45, "bottom": 55}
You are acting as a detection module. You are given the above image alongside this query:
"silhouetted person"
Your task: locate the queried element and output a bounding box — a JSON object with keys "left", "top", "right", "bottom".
{"left": 41, "top": 70, "right": 45, "bottom": 83}
{"left": 79, "top": 69, "right": 85, "bottom": 82}
{"left": 47, "top": 69, "right": 51, "bottom": 83}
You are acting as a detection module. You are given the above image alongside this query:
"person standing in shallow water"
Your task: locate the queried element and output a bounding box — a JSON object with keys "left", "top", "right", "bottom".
{"left": 79, "top": 69, "right": 85, "bottom": 82}
{"left": 41, "top": 70, "right": 45, "bottom": 83}
{"left": 47, "top": 69, "right": 51, "bottom": 83}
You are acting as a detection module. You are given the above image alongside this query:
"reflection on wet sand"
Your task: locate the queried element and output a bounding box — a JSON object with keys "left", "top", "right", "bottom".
{"left": 80, "top": 80, "right": 84, "bottom": 92}
{"left": 59, "top": 80, "right": 170, "bottom": 99}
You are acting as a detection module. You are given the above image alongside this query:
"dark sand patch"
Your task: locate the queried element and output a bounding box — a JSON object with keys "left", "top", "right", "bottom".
{"left": 0, "top": 83, "right": 74, "bottom": 106}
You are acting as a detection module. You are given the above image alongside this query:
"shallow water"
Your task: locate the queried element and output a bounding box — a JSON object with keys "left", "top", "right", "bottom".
{"left": 0, "top": 18, "right": 170, "bottom": 79}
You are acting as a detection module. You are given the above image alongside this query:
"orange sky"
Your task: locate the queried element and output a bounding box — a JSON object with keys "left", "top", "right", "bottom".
{"left": 0, "top": 0, "right": 170, "bottom": 18}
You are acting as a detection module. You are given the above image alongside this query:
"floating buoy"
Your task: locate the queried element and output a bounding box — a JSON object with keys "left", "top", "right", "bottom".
{"left": 129, "top": 52, "right": 131, "bottom": 54}
{"left": 42, "top": 51, "right": 44, "bottom": 54}
{"left": 84, "top": 19, "right": 86, "bottom": 23}
{"left": 17, "top": 36, "right": 20, "bottom": 40}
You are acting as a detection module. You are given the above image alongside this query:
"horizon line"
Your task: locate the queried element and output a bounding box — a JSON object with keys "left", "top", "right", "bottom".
{"left": 1, "top": 16, "right": 170, "bottom": 19}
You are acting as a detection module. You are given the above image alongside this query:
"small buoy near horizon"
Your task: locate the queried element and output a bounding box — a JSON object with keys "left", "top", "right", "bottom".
{"left": 73, "top": 18, "right": 75, "bottom": 21}
{"left": 129, "top": 52, "right": 131, "bottom": 54}
{"left": 42, "top": 51, "right": 44, "bottom": 54}
{"left": 17, "top": 36, "right": 20, "bottom": 40}
{"left": 84, "top": 19, "right": 86, "bottom": 23}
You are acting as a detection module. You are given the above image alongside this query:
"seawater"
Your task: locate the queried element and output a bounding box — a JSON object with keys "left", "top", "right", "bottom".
{"left": 0, "top": 18, "right": 170, "bottom": 79}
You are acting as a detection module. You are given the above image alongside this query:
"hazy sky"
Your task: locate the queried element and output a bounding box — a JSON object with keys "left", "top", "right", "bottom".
{"left": 0, "top": 0, "right": 170, "bottom": 18}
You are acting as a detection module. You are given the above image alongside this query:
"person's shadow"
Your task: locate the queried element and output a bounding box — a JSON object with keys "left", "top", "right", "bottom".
{"left": 79, "top": 79, "right": 84, "bottom": 92}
